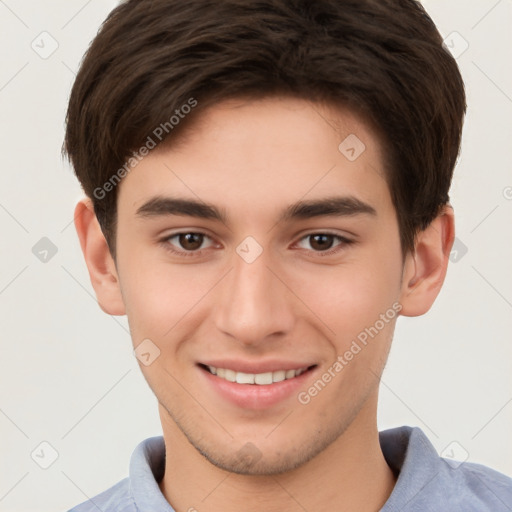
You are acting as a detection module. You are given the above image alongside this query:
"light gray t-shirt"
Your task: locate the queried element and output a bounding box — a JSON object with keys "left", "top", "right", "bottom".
{"left": 67, "top": 426, "right": 512, "bottom": 511}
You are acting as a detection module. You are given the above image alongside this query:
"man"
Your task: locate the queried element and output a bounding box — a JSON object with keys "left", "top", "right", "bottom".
{"left": 64, "top": 0, "right": 512, "bottom": 510}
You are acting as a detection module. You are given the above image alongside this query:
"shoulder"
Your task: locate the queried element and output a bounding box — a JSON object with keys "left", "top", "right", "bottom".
{"left": 380, "top": 426, "right": 512, "bottom": 511}
{"left": 412, "top": 459, "right": 512, "bottom": 511}
{"left": 447, "top": 459, "right": 512, "bottom": 509}
{"left": 65, "top": 435, "right": 167, "bottom": 512}
{"left": 66, "top": 477, "right": 136, "bottom": 512}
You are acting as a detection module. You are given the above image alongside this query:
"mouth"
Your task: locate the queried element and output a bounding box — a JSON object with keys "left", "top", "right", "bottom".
{"left": 199, "top": 363, "right": 315, "bottom": 385}
{"left": 197, "top": 361, "right": 318, "bottom": 409}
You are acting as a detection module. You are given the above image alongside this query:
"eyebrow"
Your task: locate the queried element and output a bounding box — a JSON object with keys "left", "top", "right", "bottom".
{"left": 135, "top": 195, "right": 377, "bottom": 223}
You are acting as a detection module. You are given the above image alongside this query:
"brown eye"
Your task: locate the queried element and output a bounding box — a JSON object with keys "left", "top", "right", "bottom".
{"left": 295, "top": 233, "right": 353, "bottom": 255}
{"left": 178, "top": 233, "right": 204, "bottom": 251}
{"left": 308, "top": 234, "right": 335, "bottom": 251}
{"left": 162, "top": 232, "right": 215, "bottom": 255}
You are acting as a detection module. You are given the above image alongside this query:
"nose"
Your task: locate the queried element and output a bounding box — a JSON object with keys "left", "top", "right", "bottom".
{"left": 213, "top": 246, "right": 296, "bottom": 346}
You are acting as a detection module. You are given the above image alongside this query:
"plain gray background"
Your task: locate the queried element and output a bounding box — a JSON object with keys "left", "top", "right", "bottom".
{"left": 0, "top": 1, "right": 511, "bottom": 511}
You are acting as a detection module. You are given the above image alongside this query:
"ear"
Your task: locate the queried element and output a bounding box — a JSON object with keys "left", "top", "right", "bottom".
{"left": 74, "top": 197, "right": 126, "bottom": 316}
{"left": 399, "top": 204, "right": 455, "bottom": 316}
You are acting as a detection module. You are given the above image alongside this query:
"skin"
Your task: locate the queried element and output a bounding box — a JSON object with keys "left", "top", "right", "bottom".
{"left": 75, "top": 97, "right": 454, "bottom": 512}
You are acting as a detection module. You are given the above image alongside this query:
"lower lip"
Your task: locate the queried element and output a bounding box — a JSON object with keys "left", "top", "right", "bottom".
{"left": 199, "top": 366, "right": 316, "bottom": 410}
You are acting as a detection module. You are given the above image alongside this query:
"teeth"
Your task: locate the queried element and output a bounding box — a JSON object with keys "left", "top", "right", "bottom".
{"left": 255, "top": 372, "right": 273, "bottom": 385}
{"left": 206, "top": 365, "right": 309, "bottom": 385}
{"left": 272, "top": 370, "right": 286, "bottom": 382}
{"left": 236, "top": 372, "right": 255, "bottom": 384}
{"left": 225, "top": 369, "right": 236, "bottom": 382}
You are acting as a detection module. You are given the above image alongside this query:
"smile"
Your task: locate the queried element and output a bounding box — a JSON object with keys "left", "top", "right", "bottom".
{"left": 198, "top": 362, "right": 318, "bottom": 409}
{"left": 205, "top": 365, "right": 310, "bottom": 385}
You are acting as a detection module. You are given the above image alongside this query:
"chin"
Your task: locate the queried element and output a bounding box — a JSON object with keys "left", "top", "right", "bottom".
{"left": 199, "top": 448, "right": 312, "bottom": 476}
{"left": 190, "top": 427, "right": 342, "bottom": 476}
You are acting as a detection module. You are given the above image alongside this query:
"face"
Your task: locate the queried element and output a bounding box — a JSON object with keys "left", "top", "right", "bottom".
{"left": 113, "top": 97, "right": 406, "bottom": 475}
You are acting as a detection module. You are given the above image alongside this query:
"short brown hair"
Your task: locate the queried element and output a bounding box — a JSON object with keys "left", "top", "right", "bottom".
{"left": 63, "top": 0, "right": 466, "bottom": 259}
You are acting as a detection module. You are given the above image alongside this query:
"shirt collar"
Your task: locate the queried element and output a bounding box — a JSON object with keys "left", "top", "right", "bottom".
{"left": 129, "top": 435, "right": 174, "bottom": 511}
{"left": 379, "top": 426, "right": 443, "bottom": 511}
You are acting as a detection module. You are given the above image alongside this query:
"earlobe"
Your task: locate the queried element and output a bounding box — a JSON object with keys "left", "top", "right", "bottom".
{"left": 74, "top": 197, "right": 126, "bottom": 316}
{"left": 399, "top": 205, "right": 455, "bottom": 317}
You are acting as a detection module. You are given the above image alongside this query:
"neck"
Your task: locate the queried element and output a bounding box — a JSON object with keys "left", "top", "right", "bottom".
{"left": 158, "top": 396, "right": 396, "bottom": 512}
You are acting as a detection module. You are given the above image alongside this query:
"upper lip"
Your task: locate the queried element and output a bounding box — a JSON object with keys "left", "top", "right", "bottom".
{"left": 199, "top": 360, "right": 316, "bottom": 374}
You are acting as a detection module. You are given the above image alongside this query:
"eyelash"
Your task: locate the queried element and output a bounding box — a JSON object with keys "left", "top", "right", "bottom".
{"left": 159, "top": 231, "right": 354, "bottom": 258}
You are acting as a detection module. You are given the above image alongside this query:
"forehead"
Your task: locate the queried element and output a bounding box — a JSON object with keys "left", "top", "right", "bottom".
{"left": 116, "top": 97, "right": 392, "bottom": 223}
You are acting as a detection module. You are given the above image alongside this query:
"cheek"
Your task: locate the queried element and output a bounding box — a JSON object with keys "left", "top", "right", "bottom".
{"left": 294, "top": 260, "right": 400, "bottom": 338}
{"left": 123, "top": 262, "right": 234, "bottom": 360}
{"left": 119, "top": 257, "right": 220, "bottom": 341}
